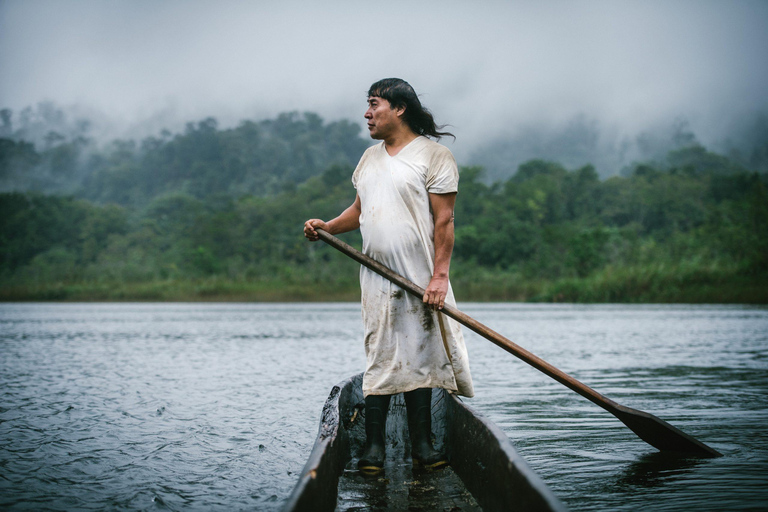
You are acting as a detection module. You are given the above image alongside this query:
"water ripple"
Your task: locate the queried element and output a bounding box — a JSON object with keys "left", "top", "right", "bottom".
{"left": 1, "top": 303, "right": 767, "bottom": 511}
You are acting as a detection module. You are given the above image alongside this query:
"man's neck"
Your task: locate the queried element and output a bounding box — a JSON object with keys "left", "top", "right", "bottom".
{"left": 383, "top": 128, "right": 419, "bottom": 157}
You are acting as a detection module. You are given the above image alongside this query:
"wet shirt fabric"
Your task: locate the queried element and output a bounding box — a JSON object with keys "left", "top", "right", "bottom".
{"left": 352, "top": 136, "right": 474, "bottom": 398}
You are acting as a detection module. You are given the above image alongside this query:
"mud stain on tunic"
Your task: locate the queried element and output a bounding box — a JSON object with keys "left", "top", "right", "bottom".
{"left": 406, "top": 302, "right": 435, "bottom": 332}
{"left": 420, "top": 304, "right": 435, "bottom": 332}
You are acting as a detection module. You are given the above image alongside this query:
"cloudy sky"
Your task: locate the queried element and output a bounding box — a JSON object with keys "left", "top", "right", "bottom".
{"left": 1, "top": 0, "right": 767, "bottom": 161}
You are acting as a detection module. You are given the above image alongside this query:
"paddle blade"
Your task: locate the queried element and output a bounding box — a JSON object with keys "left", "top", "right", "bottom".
{"left": 614, "top": 405, "right": 722, "bottom": 457}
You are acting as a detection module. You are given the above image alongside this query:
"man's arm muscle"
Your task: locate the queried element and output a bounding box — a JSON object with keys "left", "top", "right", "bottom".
{"left": 304, "top": 194, "right": 362, "bottom": 241}
{"left": 424, "top": 192, "right": 456, "bottom": 309}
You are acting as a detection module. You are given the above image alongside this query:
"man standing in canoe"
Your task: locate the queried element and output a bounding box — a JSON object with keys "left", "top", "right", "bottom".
{"left": 304, "top": 78, "right": 473, "bottom": 474}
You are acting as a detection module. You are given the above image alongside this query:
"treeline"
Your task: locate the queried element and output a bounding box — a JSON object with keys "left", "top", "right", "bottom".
{"left": 2, "top": 133, "right": 766, "bottom": 302}
{"left": 451, "top": 156, "right": 767, "bottom": 302}
{"left": 1, "top": 105, "right": 369, "bottom": 203}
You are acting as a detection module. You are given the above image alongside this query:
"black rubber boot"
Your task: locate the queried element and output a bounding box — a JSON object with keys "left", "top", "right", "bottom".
{"left": 358, "top": 394, "right": 391, "bottom": 475}
{"left": 404, "top": 388, "right": 448, "bottom": 470}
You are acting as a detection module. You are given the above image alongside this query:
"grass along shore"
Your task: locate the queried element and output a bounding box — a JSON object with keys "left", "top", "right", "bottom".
{"left": 2, "top": 264, "right": 765, "bottom": 303}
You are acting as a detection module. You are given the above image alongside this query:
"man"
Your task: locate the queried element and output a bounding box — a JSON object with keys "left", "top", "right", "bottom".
{"left": 304, "top": 78, "right": 473, "bottom": 474}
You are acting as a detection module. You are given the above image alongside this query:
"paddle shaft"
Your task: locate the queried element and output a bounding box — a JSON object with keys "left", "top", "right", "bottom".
{"left": 315, "top": 228, "right": 721, "bottom": 457}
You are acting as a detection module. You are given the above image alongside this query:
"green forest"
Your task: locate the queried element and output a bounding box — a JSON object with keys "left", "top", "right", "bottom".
{"left": 1, "top": 106, "right": 767, "bottom": 302}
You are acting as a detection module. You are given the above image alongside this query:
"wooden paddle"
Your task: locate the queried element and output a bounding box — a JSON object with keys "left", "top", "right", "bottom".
{"left": 314, "top": 228, "right": 722, "bottom": 457}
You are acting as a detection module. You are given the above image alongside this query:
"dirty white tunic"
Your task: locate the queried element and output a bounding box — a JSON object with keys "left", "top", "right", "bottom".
{"left": 352, "top": 136, "right": 474, "bottom": 398}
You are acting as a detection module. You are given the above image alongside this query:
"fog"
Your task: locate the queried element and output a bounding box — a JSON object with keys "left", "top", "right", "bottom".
{"left": 2, "top": 0, "right": 767, "bottom": 174}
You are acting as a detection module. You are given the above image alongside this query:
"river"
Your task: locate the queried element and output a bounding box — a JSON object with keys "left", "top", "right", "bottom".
{"left": 1, "top": 303, "right": 766, "bottom": 511}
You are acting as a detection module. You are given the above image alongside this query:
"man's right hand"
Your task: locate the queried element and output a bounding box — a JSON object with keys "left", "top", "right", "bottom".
{"left": 304, "top": 219, "right": 329, "bottom": 241}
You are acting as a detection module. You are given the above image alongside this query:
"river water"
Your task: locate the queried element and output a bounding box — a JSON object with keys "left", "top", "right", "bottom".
{"left": 1, "top": 303, "right": 766, "bottom": 511}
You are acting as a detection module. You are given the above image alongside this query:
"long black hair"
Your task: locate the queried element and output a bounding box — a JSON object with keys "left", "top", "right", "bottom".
{"left": 367, "top": 78, "right": 455, "bottom": 140}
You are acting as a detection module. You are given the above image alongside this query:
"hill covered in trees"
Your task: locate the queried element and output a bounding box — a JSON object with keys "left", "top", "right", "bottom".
{"left": 1, "top": 106, "right": 767, "bottom": 302}
{"left": 1, "top": 105, "right": 368, "bottom": 203}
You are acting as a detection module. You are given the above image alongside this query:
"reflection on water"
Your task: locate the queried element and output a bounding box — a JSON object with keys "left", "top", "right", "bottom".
{"left": 615, "top": 452, "right": 705, "bottom": 488}
{"left": 1, "top": 303, "right": 767, "bottom": 511}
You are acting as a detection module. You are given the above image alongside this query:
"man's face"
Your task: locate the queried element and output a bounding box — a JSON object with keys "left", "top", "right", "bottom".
{"left": 365, "top": 96, "right": 402, "bottom": 140}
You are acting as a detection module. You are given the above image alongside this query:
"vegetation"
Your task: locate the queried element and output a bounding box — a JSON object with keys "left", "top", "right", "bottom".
{"left": 1, "top": 106, "right": 368, "bottom": 202}
{"left": 1, "top": 107, "right": 767, "bottom": 303}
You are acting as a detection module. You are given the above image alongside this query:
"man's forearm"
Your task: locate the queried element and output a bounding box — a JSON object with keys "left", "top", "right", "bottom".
{"left": 327, "top": 203, "right": 361, "bottom": 235}
{"left": 433, "top": 216, "right": 454, "bottom": 278}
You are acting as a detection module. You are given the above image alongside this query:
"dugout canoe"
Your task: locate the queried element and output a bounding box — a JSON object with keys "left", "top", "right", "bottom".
{"left": 283, "top": 373, "right": 567, "bottom": 512}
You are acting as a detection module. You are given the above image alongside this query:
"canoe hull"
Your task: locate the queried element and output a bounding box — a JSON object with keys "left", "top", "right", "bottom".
{"left": 284, "top": 374, "right": 566, "bottom": 512}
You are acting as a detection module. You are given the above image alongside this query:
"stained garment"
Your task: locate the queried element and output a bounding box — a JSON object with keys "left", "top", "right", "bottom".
{"left": 352, "top": 136, "right": 474, "bottom": 398}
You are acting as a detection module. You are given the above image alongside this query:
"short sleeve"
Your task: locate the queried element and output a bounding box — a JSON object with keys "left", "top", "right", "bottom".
{"left": 425, "top": 145, "right": 459, "bottom": 194}
{"left": 351, "top": 144, "right": 377, "bottom": 189}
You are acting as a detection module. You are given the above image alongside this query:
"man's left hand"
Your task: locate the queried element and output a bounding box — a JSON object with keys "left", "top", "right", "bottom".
{"left": 423, "top": 275, "right": 449, "bottom": 310}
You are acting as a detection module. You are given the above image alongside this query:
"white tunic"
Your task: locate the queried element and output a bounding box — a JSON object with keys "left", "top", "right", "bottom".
{"left": 352, "top": 136, "right": 474, "bottom": 398}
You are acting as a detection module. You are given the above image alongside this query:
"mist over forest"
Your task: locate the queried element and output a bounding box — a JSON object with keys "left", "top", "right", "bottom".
{"left": 0, "top": 103, "right": 369, "bottom": 201}
{"left": 2, "top": 102, "right": 768, "bottom": 200}
{"left": 1, "top": 101, "right": 766, "bottom": 303}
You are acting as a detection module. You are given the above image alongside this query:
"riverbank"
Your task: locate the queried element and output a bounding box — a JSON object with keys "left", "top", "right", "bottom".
{"left": 3, "top": 264, "right": 765, "bottom": 303}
